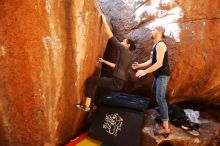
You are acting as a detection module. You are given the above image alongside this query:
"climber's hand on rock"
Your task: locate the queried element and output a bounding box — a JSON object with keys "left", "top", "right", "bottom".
{"left": 101, "top": 14, "right": 113, "bottom": 38}
{"left": 101, "top": 14, "right": 107, "bottom": 24}
{"left": 98, "top": 58, "right": 105, "bottom": 63}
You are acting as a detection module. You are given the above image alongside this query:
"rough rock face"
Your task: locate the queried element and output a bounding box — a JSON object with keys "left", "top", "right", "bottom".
{"left": 0, "top": 0, "right": 108, "bottom": 146}
{"left": 141, "top": 109, "right": 220, "bottom": 146}
{"left": 99, "top": 0, "right": 220, "bottom": 105}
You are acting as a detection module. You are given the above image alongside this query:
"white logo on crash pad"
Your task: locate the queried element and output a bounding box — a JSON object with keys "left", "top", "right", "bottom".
{"left": 103, "top": 113, "right": 123, "bottom": 136}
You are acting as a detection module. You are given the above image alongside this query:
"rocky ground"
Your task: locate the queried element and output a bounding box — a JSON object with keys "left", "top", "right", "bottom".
{"left": 141, "top": 109, "right": 220, "bottom": 146}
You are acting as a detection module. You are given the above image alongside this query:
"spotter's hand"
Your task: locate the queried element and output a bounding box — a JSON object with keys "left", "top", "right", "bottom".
{"left": 136, "top": 70, "right": 147, "bottom": 78}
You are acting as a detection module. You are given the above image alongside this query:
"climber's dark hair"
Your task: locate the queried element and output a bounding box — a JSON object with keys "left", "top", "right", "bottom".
{"left": 127, "top": 39, "right": 136, "bottom": 51}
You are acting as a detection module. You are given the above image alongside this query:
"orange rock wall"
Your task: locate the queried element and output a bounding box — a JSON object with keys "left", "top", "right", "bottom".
{"left": 0, "top": 0, "right": 108, "bottom": 145}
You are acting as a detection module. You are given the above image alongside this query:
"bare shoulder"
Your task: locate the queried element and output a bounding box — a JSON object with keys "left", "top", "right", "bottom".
{"left": 156, "top": 41, "right": 167, "bottom": 52}
{"left": 157, "top": 41, "right": 166, "bottom": 48}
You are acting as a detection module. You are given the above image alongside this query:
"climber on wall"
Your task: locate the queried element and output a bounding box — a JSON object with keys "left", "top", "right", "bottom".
{"left": 75, "top": 14, "right": 136, "bottom": 112}
{"left": 132, "top": 26, "right": 171, "bottom": 136}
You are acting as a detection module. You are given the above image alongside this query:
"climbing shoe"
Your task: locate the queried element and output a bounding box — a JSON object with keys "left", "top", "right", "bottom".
{"left": 75, "top": 103, "right": 91, "bottom": 112}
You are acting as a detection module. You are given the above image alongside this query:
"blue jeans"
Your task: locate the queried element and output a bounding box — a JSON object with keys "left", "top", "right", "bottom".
{"left": 152, "top": 75, "right": 170, "bottom": 121}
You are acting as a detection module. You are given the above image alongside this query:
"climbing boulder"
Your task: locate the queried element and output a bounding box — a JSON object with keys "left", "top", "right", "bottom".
{"left": 0, "top": 0, "right": 108, "bottom": 145}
